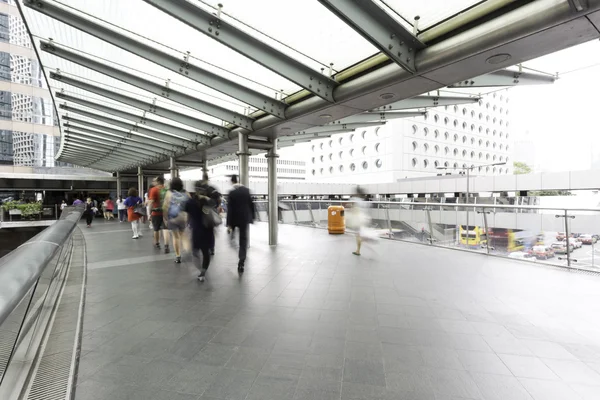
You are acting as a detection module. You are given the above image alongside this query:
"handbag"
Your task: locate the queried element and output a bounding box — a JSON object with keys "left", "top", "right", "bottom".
{"left": 202, "top": 206, "right": 222, "bottom": 228}
{"left": 133, "top": 204, "right": 146, "bottom": 216}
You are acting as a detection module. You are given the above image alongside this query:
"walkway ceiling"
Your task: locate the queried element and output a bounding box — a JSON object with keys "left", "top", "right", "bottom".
{"left": 18, "top": 0, "right": 600, "bottom": 172}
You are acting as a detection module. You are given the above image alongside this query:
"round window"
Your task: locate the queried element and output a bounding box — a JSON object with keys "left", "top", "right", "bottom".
{"left": 350, "top": 163, "right": 356, "bottom": 171}
{"left": 375, "top": 159, "right": 382, "bottom": 168}
{"left": 362, "top": 161, "right": 368, "bottom": 170}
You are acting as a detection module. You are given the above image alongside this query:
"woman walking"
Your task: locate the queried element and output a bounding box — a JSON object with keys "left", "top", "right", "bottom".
{"left": 116, "top": 195, "right": 126, "bottom": 222}
{"left": 124, "top": 188, "right": 144, "bottom": 239}
{"left": 183, "top": 180, "right": 218, "bottom": 282}
{"left": 163, "top": 177, "right": 190, "bottom": 264}
{"left": 84, "top": 197, "right": 95, "bottom": 228}
{"left": 104, "top": 197, "right": 115, "bottom": 220}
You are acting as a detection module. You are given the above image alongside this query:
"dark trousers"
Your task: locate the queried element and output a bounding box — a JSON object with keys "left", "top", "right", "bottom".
{"left": 85, "top": 213, "right": 93, "bottom": 225}
{"left": 237, "top": 224, "right": 248, "bottom": 262}
{"left": 119, "top": 209, "right": 127, "bottom": 221}
{"left": 193, "top": 246, "right": 211, "bottom": 272}
{"left": 209, "top": 234, "right": 215, "bottom": 251}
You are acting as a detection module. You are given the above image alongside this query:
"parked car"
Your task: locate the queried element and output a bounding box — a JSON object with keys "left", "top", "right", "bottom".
{"left": 508, "top": 251, "right": 536, "bottom": 261}
{"left": 531, "top": 245, "right": 555, "bottom": 260}
{"left": 580, "top": 234, "right": 597, "bottom": 245}
{"left": 556, "top": 232, "right": 566, "bottom": 241}
{"left": 551, "top": 242, "right": 573, "bottom": 254}
{"left": 566, "top": 238, "right": 582, "bottom": 249}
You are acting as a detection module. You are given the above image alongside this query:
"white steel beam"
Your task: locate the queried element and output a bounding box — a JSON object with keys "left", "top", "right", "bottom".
{"left": 64, "top": 137, "right": 161, "bottom": 161}
{"left": 41, "top": 41, "right": 254, "bottom": 129}
{"left": 301, "top": 121, "right": 386, "bottom": 135}
{"left": 144, "top": 0, "right": 339, "bottom": 102}
{"left": 371, "top": 95, "right": 479, "bottom": 112}
{"left": 317, "top": 0, "right": 425, "bottom": 73}
{"left": 278, "top": 130, "right": 353, "bottom": 145}
{"left": 55, "top": 92, "right": 207, "bottom": 143}
{"left": 62, "top": 141, "right": 153, "bottom": 164}
{"left": 65, "top": 134, "right": 163, "bottom": 159}
{"left": 23, "top": 0, "right": 286, "bottom": 117}
{"left": 64, "top": 123, "right": 177, "bottom": 155}
{"left": 60, "top": 104, "right": 200, "bottom": 148}
{"left": 51, "top": 71, "right": 228, "bottom": 138}
{"left": 331, "top": 111, "right": 425, "bottom": 125}
{"left": 449, "top": 69, "right": 556, "bottom": 88}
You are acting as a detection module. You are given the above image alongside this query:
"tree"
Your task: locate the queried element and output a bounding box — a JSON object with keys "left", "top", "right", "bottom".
{"left": 513, "top": 161, "right": 532, "bottom": 175}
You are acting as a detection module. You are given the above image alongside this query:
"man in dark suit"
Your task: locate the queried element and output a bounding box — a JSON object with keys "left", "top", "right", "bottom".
{"left": 226, "top": 175, "right": 255, "bottom": 272}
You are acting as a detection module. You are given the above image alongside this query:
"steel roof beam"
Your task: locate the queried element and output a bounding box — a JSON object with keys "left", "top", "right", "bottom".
{"left": 64, "top": 137, "right": 161, "bottom": 161}
{"left": 51, "top": 72, "right": 228, "bottom": 139}
{"left": 41, "top": 40, "right": 253, "bottom": 130}
{"left": 278, "top": 130, "right": 353, "bottom": 144}
{"left": 63, "top": 120, "right": 181, "bottom": 153}
{"left": 59, "top": 150, "right": 134, "bottom": 168}
{"left": 64, "top": 125, "right": 175, "bottom": 156}
{"left": 61, "top": 143, "right": 151, "bottom": 166}
{"left": 58, "top": 102, "right": 198, "bottom": 148}
{"left": 331, "top": 111, "right": 425, "bottom": 125}
{"left": 144, "top": 0, "right": 339, "bottom": 102}
{"left": 56, "top": 92, "right": 207, "bottom": 143}
{"left": 301, "top": 121, "right": 386, "bottom": 135}
{"left": 449, "top": 69, "right": 556, "bottom": 88}
{"left": 317, "top": 0, "right": 425, "bottom": 73}
{"left": 370, "top": 95, "right": 480, "bottom": 112}
{"left": 24, "top": 0, "right": 285, "bottom": 117}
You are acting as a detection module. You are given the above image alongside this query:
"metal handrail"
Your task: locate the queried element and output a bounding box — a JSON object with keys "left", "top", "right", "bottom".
{"left": 0, "top": 206, "right": 83, "bottom": 326}
{"left": 266, "top": 199, "right": 600, "bottom": 213}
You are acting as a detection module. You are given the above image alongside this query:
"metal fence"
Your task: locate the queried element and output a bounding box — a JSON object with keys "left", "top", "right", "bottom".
{"left": 255, "top": 199, "right": 600, "bottom": 272}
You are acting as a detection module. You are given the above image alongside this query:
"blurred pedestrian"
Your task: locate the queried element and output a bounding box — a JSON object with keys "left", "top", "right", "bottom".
{"left": 163, "top": 177, "right": 190, "bottom": 264}
{"left": 124, "top": 188, "right": 144, "bottom": 239}
{"left": 84, "top": 197, "right": 95, "bottom": 228}
{"left": 226, "top": 174, "right": 255, "bottom": 273}
{"left": 116, "top": 195, "right": 126, "bottom": 222}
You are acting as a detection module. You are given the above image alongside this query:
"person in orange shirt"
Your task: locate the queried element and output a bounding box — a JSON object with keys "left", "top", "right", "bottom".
{"left": 148, "top": 176, "right": 171, "bottom": 252}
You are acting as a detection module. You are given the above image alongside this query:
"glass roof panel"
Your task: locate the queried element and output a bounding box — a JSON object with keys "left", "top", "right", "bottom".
{"left": 377, "top": 0, "right": 486, "bottom": 31}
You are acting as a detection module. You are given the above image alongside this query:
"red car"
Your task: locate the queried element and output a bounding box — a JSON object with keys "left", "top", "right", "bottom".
{"left": 579, "top": 234, "right": 597, "bottom": 245}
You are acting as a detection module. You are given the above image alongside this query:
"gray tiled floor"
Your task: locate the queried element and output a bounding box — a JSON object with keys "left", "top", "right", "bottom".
{"left": 75, "top": 220, "right": 600, "bottom": 400}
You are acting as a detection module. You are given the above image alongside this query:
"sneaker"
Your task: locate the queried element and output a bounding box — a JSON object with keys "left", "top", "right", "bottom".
{"left": 210, "top": 248, "right": 215, "bottom": 256}
{"left": 174, "top": 256, "right": 181, "bottom": 264}
{"left": 155, "top": 243, "right": 160, "bottom": 249}
{"left": 197, "top": 270, "right": 206, "bottom": 282}
{"left": 164, "top": 245, "right": 170, "bottom": 254}
{"left": 237, "top": 260, "right": 245, "bottom": 273}
{"left": 138, "top": 232, "right": 143, "bottom": 237}
{"left": 132, "top": 236, "right": 139, "bottom": 239}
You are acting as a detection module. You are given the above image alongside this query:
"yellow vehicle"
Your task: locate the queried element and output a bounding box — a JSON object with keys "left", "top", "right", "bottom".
{"left": 488, "top": 229, "right": 537, "bottom": 252}
{"left": 459, "top": 225, "right": 487, "bottom": 248}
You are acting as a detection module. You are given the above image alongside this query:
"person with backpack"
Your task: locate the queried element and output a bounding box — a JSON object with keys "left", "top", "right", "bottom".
{"left": 124, "top": 187, "right": 144, "bottom": 239}
{"left": 163, "top": 177, "right": 190, "bottom": 264}
{"left": 182, "top": 180, "right": 221, "bottom": 282}
{"left": 148, "top": 176, "right": 171, "bottom": 252}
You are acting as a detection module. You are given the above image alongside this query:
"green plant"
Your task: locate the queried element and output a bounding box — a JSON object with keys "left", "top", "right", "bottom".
{"left": 1, "top": 201, "right": 42, "bottom": 219}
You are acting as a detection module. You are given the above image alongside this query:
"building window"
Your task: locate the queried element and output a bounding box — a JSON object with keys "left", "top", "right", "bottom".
{"left": 375, "top": 127, "right": 380, "bottom": 136}
{"left": 329, "top": 153, "right": 333, "bottom": 160}
{"left": 434, "top": 160, "right": 439, "bottom": 168}
{"left": 462, "top": 135, "right": 467, "bottom": 143}
{"left": 423, "top": 143, "right": 429, "bottom": 152}
{"left": 375, "top": 143, "right": 380, "bottom": 153}
{"left": 478, "top": 126, "right": 483, "bottom": 133}
{"left": 471, "top": 110, "right": 475, "bottom": 118}
{"left": 462, "top": 108, "right": 467, "bottom": 116}
{"left": 478, "top": 113, "right": 483, "bottom": 120}
{"left": 453, "top": 148, "right": 458, "bottom": 156}
{"left": 434, "top": 114, "right": 439, "bottom": 122}
{"left": 311, "top": 169, "right": 315, "bottom": 175}
{"left": 434, "top": 145, "right": 439, "bottom": 154}
{"left": 454, "top": 162, "right": 459, "bottom": 168}
{"left": 412, "top": 141, "right": 418, "bottom": 151}
{"left": 486, "top": 102, "right": 490, "bottom": 109}
{"left": 412, "top": 125, "right": 418, "bottom": 134}
{"left": 444, "top": 161, "right": 449, "bottom": 167}
{"left": 349, "top": 149, "right": 354, "bottom": 157}
{"left": 311, "top": 145, "right": 315, "bottom": 151}
{"left": 375, "top": 159, "right": 382, "bottom": 168}
{"left": 320, "top": 143, "right": 323, "bottom": 149}
{"left": 486, "top": 154, "right": 490, "bottom": 160}
{"left": 338, "top": 137, "right": 343, "bottom": 145}
{"left": 329, "top": 140, "right": 333, "bottom": 147}
{"left": 434, "top": 129, "right": 439, "bottom": 139}
{"left": 320, "top": 168, "right": 324, "bottom": 174}
{"left": 362, "top": 161, "right": 368, "bottom": 170}
{"left": 361, "top": 130, "right": 367, "bottom": 140}
{"left": 329, "top": 166, "right": 334, "bottom": 174}
{"left": 444, "top": 117, "right": 449, "bottom": 125}
{"left": 444, "top": 132, "right": 449, "bottom": 140}
{"left": 493, "top": 155, "right": 497, "bottom": 161}
{"left": 493, "top": 143, "right": 497, "bottom": 149}
{"left": 479, "top": 152, "right": 483, "bottom": 159}
{"left": 498, "top": 168, "right": 503, "bottom": 174}
{"left": 339, "top": 150, "right": 343, "bottom": 159}
{"left": 350, "top": 163, "right": 356, "bottom": 171}
{"left": 362, "top": 146, "right": 367, "bottom": 155}
{"left": 411, "top": 158, "right": 417, "bottom": 167}
{"left": 453, "top": 119, "right": 458, "bottom": 127}
{"left": 493, "top": 130, "right": 497, "bottom": 136}
{"left": 486, "top": 115, "right": 490, "bottom": 122}
{"left": 444, "top": 146, "right": 449, "bottom": 155}
{"left": 454, "top": 105, "right": 459, "bottom": 113}
{"left": 453, "top": 134, "right": 458, "bottom": 142}
{"left": 470, "top": 151, "right": 475, "bottom": 159}
{"left": 462, "top": 150, "right": 467, "bottom": 157}
{"left": 311, "top": 157, "right": 315, "bottom": 163}
{"left": 350, "top": 134, "right": 355, "bottom": 142}
{"left": 486, "top": 141, "right": 490, "bottom": 147}
{"left": 470, "top": 124, "right": 475, "bottom": 131}
{"left": 470, "top": 137, "right": 475, "bottom": 145}
{"left": 320, "top": 155, "right": 324, "bottom": 162}
{"left": 423, "top": 127, "right": 429, "bottom": 137}
{"left": 339, "top": 165, "right": 344, "bottom": 173}
{"left": 423, "top": 159, "right": 429, "bottom": 168}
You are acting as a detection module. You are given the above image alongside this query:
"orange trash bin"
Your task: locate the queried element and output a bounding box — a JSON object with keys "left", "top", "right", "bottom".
{"left": 328, "top": 205, "right": 345, "bottom": 234}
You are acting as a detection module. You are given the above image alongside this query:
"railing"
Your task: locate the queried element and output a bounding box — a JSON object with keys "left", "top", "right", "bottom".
{"left": 0, "top": 206, "right": 83, "bottom": 398}
{"left": 255, "top": 200, "right": 600, "bottom": 272}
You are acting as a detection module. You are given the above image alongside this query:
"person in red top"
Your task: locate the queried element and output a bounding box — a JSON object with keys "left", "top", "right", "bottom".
{"left": 104, "top": 197, "right": 115, "bottom": 220}
{"left": 148, "top": 176, "right": 171, "bottom": 252}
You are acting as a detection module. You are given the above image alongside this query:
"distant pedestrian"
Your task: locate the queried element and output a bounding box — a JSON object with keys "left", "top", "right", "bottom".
{"left": 226, "top": 175, "right": 255, "bottom": 273}
{"left": 116, "top": 195, "right": 127, "bottom": 222}
{"left": 104, "top": 197, "right": 115, "bottom": 220}
{"left": 72, "top": 195, "right": 83, "bottom": 206}
{"left": 124, "top": 188, "right": 144, "bottom": 239}
{"left": 149, "top": 176, "right": 170, "bottom": 252}
{"left": 84, "top": 197, "right": 95, "bottom": 228}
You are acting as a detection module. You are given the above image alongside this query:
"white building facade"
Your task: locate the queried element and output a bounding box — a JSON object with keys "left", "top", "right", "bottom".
{"left": 207, "top": 155, "right": 306, "bottom": 181}
{"left": 303, "top": 90, "right": 514, "bottom": 184}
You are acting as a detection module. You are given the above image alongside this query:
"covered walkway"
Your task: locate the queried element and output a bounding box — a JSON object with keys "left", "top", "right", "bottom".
{"left": 75, "top": 221, "right": 600, "bottom": 400}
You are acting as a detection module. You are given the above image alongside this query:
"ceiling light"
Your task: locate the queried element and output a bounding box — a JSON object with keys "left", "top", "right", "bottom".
{"left": 319, "top": 114, "right": 332, "bottom": 119}
{"left": 379, "top": 93, "right": 395, "bottom": 100}
{"left": 280, "top": 127, "right": 291, "bottom": 131}
{"left": 486, "top": 54, "right": 511, "bottom": 65}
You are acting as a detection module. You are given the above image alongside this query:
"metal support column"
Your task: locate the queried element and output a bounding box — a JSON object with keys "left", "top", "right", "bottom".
{"left": 137, "top": 166, "right": 143, "bottom": 197}
{"left": 116, "top": 171, "right": 122, "bottom": 198}
{"left": 169, "top": 157, "right": 178, "bottom": 178}
{"left": 266, "top": 139, "right": 278, "bottom": 246}
{"left": 238, "top": 133, "right": 250, "bottom": 187}
{"left": 201, "top": 159, "right": 208, "bottom": 177}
